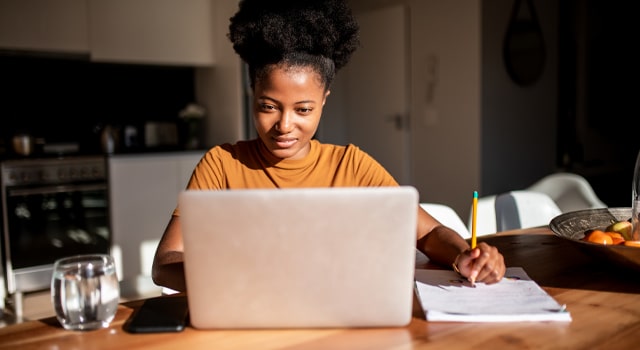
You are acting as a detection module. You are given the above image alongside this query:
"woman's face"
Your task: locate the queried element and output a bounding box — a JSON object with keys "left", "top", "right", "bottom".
{"left": 253, "top": 65, "right": 329, "bottom": 160}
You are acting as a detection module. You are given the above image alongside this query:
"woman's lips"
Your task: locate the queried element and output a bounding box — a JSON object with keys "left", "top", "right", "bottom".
{"left": 273, "top": 136, "right": 297, "bottom": 148}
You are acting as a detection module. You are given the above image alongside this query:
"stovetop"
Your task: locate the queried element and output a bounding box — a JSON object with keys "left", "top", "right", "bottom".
{"left": 1, "top": 154, "right": 108, "bottom": 186}
{"left": 0, "top": 151, "right": 105, "bottom": 162}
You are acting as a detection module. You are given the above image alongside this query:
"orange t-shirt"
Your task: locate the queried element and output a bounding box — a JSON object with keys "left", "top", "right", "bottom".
{"left": 173, "top": 139, "right": 398, "bottom": 215}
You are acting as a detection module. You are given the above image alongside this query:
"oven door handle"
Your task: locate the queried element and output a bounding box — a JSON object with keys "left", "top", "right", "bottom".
{"left": 7, "top": 183, "right": 108, "bottom": 197}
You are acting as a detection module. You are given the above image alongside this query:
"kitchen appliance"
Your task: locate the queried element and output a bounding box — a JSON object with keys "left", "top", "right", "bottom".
{"left": 11, "top": 134, "right": 35, "bottom": 156}
{"left": 1, "top": 156, "right": 111, "bottom": 319}
{"left": 100, "top": 125, "right": 120, "bottom": 154}
{"left": 144, "top": 121, "right": 178, "bottom": 148}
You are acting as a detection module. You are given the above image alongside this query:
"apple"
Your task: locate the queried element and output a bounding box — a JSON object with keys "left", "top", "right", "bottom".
{"left": 605, "top": 220, "right": 633, "bottom": 241}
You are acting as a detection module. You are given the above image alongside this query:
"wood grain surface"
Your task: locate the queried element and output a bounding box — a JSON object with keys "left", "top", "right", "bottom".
{"left": 1, "top": 227, "right": 639, "bottom": 349}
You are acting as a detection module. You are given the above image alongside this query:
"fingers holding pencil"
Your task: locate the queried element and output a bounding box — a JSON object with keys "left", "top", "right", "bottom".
{"left": 463, "top": 190, "right": 505, "bottom": 285}
{"left": 459, "top": 243, "right": 505, "bottom": 285}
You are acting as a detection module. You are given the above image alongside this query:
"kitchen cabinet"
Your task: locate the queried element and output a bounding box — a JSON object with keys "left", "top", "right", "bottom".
{"left": 0, "top": 0, "right": 90, "bottom": 53}
{"left": 1, "top": 0, "right": 216, "bottom": 66}
{"left": 108, "top": 151, "right": 203, "bottom": 281}
{"left": 88, "top": 0, "right": 214, "bottom": 66}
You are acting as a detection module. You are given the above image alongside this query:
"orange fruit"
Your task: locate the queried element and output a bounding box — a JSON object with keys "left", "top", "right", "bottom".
{"left": 583, "top": 230, "right": 613, "bottom": 245}
{"left": 623, "top": 240, "right": 640, "bottom": 248}
{"left": 604, "top": 231, "right": 625, "bottom": 245}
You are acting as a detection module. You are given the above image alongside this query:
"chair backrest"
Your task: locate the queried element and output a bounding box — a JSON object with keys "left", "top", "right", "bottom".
{"left": 140, "top": 239, "right": 160, "bottom": 277}
{"left": 140, "top": 238, "right": 178, "bottom": 295}
{"left": 420, "top": 203, "right": 470, "bottom": 239}
{"left": 110, "top": 244, "right": 123, "bottom": 282}
{"left": 495, "top": 190, "right": 562, "bottom": 231}
{"left": 526, "top": 172, "right": 607, "bottom": 212}
{"left": 467, "top": 195, "right": 498, "bottom": 236}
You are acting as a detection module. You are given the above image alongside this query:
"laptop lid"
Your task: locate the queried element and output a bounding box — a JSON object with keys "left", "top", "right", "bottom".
{"left": 179, "top": 186, "right": 418, "bottom": 329}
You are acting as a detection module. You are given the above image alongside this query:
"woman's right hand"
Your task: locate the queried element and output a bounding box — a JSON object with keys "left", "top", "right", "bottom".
{"left": 455, "top": 242, "right": 505, "bottom": 285}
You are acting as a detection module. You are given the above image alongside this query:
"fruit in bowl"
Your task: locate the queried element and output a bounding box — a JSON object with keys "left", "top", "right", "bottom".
{"left": 550, "top": 208, "right": 640, "bottom": 272}
{"left": 582, "top": 230, "right": 619, "bottom": 245}
{"left": 581, "top": 219, "right": 635, "bottom": 246}
{"left": 605, "top": 220, "right": 632, "bottom": 240}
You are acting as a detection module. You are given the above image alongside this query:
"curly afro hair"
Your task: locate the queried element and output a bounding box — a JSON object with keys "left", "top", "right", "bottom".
{"left": 228, "top": 0, "right": 360, "bottom": 89}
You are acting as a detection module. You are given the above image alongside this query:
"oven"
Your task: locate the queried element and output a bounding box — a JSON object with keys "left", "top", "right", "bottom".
{"left": 1, "top": 156, "right": 110, "bottom": 318}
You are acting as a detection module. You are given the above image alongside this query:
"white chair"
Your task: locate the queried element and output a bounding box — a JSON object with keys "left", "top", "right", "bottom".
{"left": 140, "top": 239, "right": 160, "bottom": 278}
{"left": 420, "top": 203, "right": 470, "bottom": 239}
{"left": 110, "top": 244, "right": 124, "bottom": 282}
{"left": 494, "top": 190, "right": 562, "bottom": 231}
{"left": 140, "top": 239, "right": 178, "bottom": 295}
{"left": 526, "top": 172, "right": 607, "bottom": 212}
{"left": 467, "top": 194, "right": 498, "bottom": 236}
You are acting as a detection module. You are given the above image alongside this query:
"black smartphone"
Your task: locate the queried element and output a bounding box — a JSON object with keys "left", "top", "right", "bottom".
{"left": 123, "top": 295, "right": 189, "bottom": 333}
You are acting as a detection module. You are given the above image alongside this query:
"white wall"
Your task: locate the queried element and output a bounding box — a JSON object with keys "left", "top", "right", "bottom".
{"left": 408, "top": 0, "right": 481, "bottom": 220}
{"left": 195, "top": 0, "right": 245, "bottom": 147}
{"left": 332, "top": 0, "right": 481, "bottom": 219}
{"left": 331, "top": 0, "right": 559, "bottom": 220}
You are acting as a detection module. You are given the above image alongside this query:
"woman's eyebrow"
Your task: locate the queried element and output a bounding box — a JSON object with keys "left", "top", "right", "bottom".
{"left": 257, "top": 96, "right": 316, "bottom": 105}
{"left": 256, "top": 96, "right": 279, "bottom": 103}
{"left": 294, "top": 100, "right": 316, "bottom": 104}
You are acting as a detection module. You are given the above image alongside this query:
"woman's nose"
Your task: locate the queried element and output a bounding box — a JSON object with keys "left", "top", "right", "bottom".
{"left": 275, "top": 112, "right": 294, "bottom": 133}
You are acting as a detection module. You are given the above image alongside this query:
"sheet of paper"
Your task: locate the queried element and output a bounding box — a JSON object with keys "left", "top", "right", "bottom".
{"left": 415, "top": 267, "right": 572, "bottom": 322}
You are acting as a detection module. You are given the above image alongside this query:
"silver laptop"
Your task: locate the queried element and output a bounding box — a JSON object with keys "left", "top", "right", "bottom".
{"left": 179, "top": 186, "right": 418, "bottom": 329}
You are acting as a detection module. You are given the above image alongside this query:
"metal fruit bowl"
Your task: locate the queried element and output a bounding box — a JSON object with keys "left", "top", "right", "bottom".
{"left": 549, "top": 207, "right": 640, "bottom": 272}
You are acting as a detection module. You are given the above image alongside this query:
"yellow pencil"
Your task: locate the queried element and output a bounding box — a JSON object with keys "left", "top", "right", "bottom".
{"left": 469, "top": 191, "right": 478, "bottom": 287}
{"left": 471, "top": 191, "right": 478, "bottom": 249}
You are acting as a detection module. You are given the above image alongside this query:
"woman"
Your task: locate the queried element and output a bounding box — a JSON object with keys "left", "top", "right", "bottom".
{"left": 152, "top": 0, "right": 505, "bottom": 292}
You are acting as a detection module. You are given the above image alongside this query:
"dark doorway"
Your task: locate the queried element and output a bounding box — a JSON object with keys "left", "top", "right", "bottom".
{"left": 557, "top": 0, "right": 639, "bottom": 207}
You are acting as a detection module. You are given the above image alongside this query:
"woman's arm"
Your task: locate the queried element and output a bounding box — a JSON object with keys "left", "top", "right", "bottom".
{"left": 415, "top": 207, "right": 469, "bottom": 266}
{"left": 416, "top": 206, "right": 505, "bottom": 284}
{"left": 151, "top": 216, "right": 187, "bottom": 292}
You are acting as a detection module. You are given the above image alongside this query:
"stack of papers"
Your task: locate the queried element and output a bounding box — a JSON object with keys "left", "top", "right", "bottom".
{"left": 415, "top": 267, "right": 572, "bottom": 322}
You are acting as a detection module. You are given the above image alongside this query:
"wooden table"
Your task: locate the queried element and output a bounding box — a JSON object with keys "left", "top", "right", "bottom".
{"left": 2, "top": 227, "right": 639, "bottom": 349}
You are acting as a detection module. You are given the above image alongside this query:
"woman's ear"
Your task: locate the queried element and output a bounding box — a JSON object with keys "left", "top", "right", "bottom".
{"left": 323, "top": 90, "right": 331, "bottom": 106}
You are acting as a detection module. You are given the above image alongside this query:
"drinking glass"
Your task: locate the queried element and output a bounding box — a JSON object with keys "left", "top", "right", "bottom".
{"left": 51, "top": 254, "right": 120, "bottom": 331}
{"left": 632, "top": 150, "right": 640, "bottom": 241}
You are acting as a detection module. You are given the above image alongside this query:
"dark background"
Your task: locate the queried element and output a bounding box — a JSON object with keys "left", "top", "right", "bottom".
{"left": 556, "top": 0, "right": 639, "bottom": 208}
{"left": 0, "top": 54, "right": 195, "bottom": 153}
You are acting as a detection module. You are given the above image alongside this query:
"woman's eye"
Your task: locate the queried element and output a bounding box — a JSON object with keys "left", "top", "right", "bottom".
{"left": 259, "top": 103, "right": 277, "bottom": 111}
{"left": 297, "top": 107, "right": 313, "bottom": 114}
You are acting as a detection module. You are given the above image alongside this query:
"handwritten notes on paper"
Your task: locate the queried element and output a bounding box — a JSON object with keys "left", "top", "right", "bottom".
{"left": 415, "top": 267, "right": 572, "bottom": 322}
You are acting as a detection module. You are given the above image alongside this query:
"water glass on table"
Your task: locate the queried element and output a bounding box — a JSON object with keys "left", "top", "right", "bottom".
{"left": 51, "top": 254, "right": 120, "bottom": 331}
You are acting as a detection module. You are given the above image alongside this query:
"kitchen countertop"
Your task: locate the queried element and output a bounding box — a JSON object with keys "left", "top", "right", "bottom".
{"left": 0, "top": 147, "right": 208, "bottom": 162}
